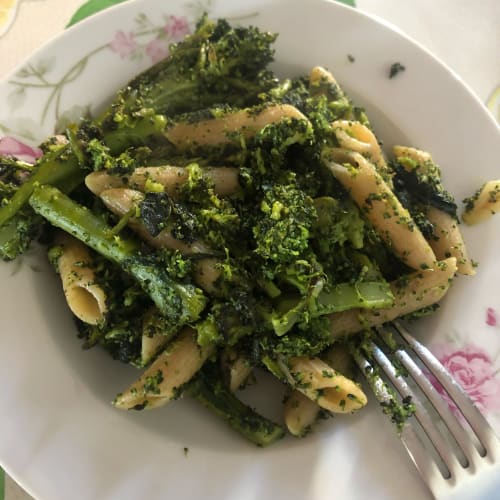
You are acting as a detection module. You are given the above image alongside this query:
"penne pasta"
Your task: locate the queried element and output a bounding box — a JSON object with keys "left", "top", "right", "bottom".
{"left": 329, "top": 257, "right": 458, "bottom": 338}
{"left": 462, "top": 179, "right": 500, "bottom": 225}
{"left": 3, "top": 17, "right": 484, "bottom": 447}
{"left": 287, "top": 356, "right": 367, "bottom": 414}
{"left": 309, "top": 65, "right": 340, "bottom": 88}
{"left": 140, "top": 308, "right": 178, "bottom": 367}
{"left": 165, "top": 104, "right": 309, "bottom": 151}
{"left": 392, "top": 145, "right": 431, "bottom": 165}
{"left": 99, "top": 188, "right": 212, "bottom": 255}
{"left": 113, "top": 327, "right": 214, "bottom": 410}
{"left": 220, "top": 348, "right": 254, "bottom": 392}
{"left": 426, "top": 207, "right": 475, "bottom": 275}
{"left": 85, "top": 165, "right": 240, "bottom": 198}
{"left": 99, "top": 188, "right": 221, "bottom": 292}
{"left": 284, "top": 390, "right": 321, "bottom": 437}
{"left": 84, "top": 171, "right": 125, "bottom": 195}
{"left": 393, "top": 145, "right": 475, "bottom": 275}
{"left": 331, "top": 120, "right": 388, "bottom": 175}
{"left": 53, "top": 232, "right": 107, "bottom": 325}
{"left": 323, "top": 148, "right": 437, "bottom": 270}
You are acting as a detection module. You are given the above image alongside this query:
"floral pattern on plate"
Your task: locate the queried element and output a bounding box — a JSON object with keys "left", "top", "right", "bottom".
{"left": 1, "top": 10, "right": 196, "bottom": 138}
{"left": 428, "top": 307, "right": 500, "bottom": 420}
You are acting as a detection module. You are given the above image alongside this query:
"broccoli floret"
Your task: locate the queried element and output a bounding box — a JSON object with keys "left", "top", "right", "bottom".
{"left": 0, "top": 156, "right": 45, "bottom": 260}
{"left": 259, "top": 315, "right": 333, "bottom": 358}
{"left": 252, "top": 179, "right": 317, "bottom": 264}
{"left": 109, "top": 16, "right": 278, "bottom": 121}
{"left": 311, "top": 196, "right": 365, "bottom": 251}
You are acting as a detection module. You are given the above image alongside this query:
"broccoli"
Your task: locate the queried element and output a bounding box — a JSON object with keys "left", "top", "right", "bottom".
{"left": 186, "top": 362, "right": 285, "bottom": 447}
{"left": 29, "top": 185, "right": 207, "bottom": 329}
{"left": 252, "top": 179, "right": 317, "bottom": 264}
{"left": 0, "top": 16, "right": 279, "bottom": 253}
{"left": 104, "top": 15, "right": 278, "bottom": 122}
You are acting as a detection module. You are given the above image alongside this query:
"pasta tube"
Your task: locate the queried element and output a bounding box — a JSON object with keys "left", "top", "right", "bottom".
{"left": 99, "top": 188, "right": 212, "bottom": 255}
{"left": 309, "top": 65, "right": 341, "bottom": 88}
{"left": 426, "top": 207, "right": 475, "bottom": 275}
{"left": 165, "top": 104, "right": 309, "bottom": 151}
{"left": 393, "top": 145, "right": 475, "bottom": 275}
{"left": 140, "top": 308, "right": 178, "bottom": 367}
{"left": 287, "top": 356, "right": 367, "bottom": 414}
{"left": 323, "top": 148, "right": 437, "bottom": 270}
{"left": 329, "top": 257, "right": 457, "bottom": 338}
{"left": 284, "top": 390, "right": 321, "bottom": 437}
{"left": 53, "top": 232, "right": 107, "bottom": 325}
{"left": 331, "top": 120, "right": 388, "bottom": 175}
{"left": 85, "top": 166, "right": 240, "bottom": 198}
{"left": 99, "top": 188, "right": 221, "bottom": 292}
{"left": 114, "top": 327, "right": 214, "bottom": 410}
{"left": 220, "top": 348, "right": 253, "bottom": 392}
{"left": 462, "top": 180, "right": 500, "bottom": 225}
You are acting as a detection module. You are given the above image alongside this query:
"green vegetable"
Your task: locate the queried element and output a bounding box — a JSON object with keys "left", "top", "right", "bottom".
{"left": 29, "top": 185, "right": 207, "bottom": 327}
{"left": 107, "top": 15, "right": 278, "bottom": 120}
{"left": 187, "top": 363, "right": 285, "bottom": 447}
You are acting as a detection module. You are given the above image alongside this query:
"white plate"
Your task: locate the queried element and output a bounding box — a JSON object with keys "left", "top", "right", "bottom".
{"left": 1, "top": 1, "right": 500, "bottom": 499}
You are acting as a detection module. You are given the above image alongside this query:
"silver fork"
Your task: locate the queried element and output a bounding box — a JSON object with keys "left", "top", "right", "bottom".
{"left": 352, "top": 321, "right": 500, "bottom": 500}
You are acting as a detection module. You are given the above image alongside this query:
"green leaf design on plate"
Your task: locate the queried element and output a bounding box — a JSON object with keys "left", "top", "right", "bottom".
{"left": 336, "top": 0, "right": 356, "bottom": 6}
{"left": 0, "top": 468, "right": 4, "bottom": 500}
{"left": 66, "top": 0, "right": 130, "bottom": 27}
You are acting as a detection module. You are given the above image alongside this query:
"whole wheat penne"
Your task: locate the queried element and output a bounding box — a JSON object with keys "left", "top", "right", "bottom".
{"left": 113, "top": 327, "right": 213, "bottom": 410}
{"left": 99, "top": 188, "right": 221, "bottom": 293}
{"left": 165, "top": 104, "right": 309, "bottom": 151}
{"left": 393, "top": 145, "right": 475, "bottom": 275}
{"left": 323, "top": 148, "right": 436, "bottom": 270}
{"left": 329, "top": 257, "right": 457, "bottom": 338}
{"left": 309, "top": 65, "right": 340, "bottom": 88}
{"left": 99, "top": 188, "right": 212, "bottom": 255}
{"left": 220, "top": 348, "right": 253, "bottom": 392}
{"left": 54, "top": 232, "right": 107, "bottom": 325}
{"left": 331, "top": 120, "right": 388, "bottom": 175}
{"left": 287, "top": 356, "right": 367, "bottom": 414}
{"left": 284, "top": 389, "right": 321, "bottom": 437}
{"left": 86, "top": 166, "right": 240, "bottom": 198}
{"left": 191, "top": 257, "right": 222, "bottom": 295}
{"left": 462, "top": 179, "right": 500, "bottom": 225}
{"left": 392, "top": 145, "right": 433, "bottom": 165}
{"left": 321, "top": 343, "right": 355, "bottom": 379}
{"left": 140, "top": 308, "right": 178, "bottom": 367}
{"left": 427, "top": 207, "right": 475, "bottom": 275}
{"left": 85, "top": 171, "right": 126, "bottom": 196}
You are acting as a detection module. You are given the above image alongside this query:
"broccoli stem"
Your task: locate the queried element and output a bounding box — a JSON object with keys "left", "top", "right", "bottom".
{"left": 187, "top": 367, "right": 285, "bottom": 447}
{"left": 0, "top": 148, "right": 81, "bottom": 228}
{"left": 29, "top": 185, "right": 207, "bottom": 324}
{"left": 316, "top": 281, "right": 394, "bottom": 314}
{"left": 272, "top": 281, "right": 394, "bottom": 336}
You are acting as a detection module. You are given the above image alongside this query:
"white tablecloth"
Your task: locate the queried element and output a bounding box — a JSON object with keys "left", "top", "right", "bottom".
{"left": 0, "top": 1, "right": 498, "bottom": 498}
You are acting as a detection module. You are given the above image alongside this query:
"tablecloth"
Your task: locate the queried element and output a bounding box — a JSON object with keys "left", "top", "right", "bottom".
{"left": 0, "top": 1, "right": 498, "bottom": 499}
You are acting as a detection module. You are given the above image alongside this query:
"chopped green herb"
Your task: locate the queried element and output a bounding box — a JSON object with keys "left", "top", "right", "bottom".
{"left": 389, "top": 62, "right": 406, "bottom": 79}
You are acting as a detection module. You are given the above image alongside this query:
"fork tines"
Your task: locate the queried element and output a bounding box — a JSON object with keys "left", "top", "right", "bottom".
{"left": 353, "top": 321, "right": 500, "bottom": 500}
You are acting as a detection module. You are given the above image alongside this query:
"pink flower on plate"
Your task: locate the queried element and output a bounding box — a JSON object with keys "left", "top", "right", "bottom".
{"left": 163, "top": 15, "right": 190, "bottom": 41}
{"left": 486, "top": 307, "right": 498, "bottom": 327}
{"left": 109, "top": 30, "right": 137, "bottom": 59}
{"left": 0, "top": 136, "right": 42, "bottom": 163}
{"left": 145, "top": 38, "right": 169, "bottom": 64}
{"left": 430, "top": 343, "right": 500, "bottom": 415}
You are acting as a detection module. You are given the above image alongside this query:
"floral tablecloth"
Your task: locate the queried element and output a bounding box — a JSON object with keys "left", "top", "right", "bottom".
{"left": 0, "top": 0, "right": 498, "bottom": 499}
